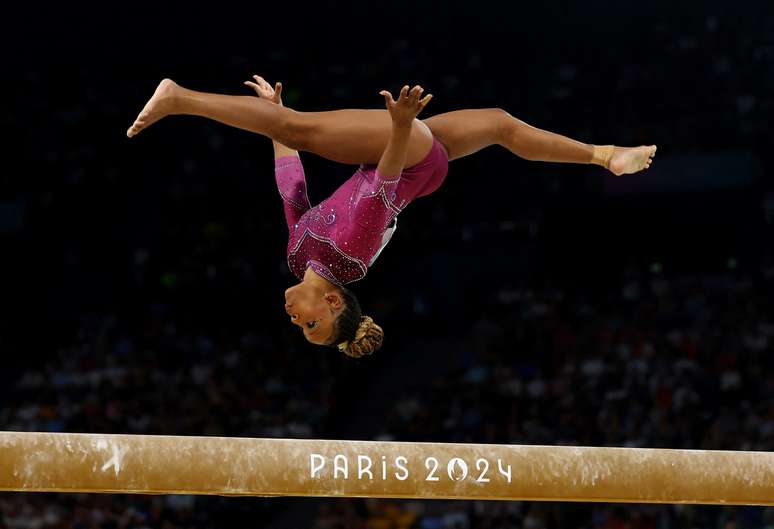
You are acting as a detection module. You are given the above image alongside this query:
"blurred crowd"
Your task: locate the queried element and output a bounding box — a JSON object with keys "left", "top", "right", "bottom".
{"left": 1, "top": 316, "right": 335, "bottom": 439}
{"left": 381, "top": 271, "right": 774, "bottom": 451}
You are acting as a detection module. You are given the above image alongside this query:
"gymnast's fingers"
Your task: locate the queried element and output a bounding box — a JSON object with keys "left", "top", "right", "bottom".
{"left": 251, "top": 76, "right": 267, "bottom": 93}
{"left": 419, "top": 94, "right": 433, "bottom": 108}
{"left": 379, "top": 90, "right": 395, "bottom": 107}
{"left": 274, "top": 82, "right": 283, "bottom": 99}
{"left": 244, "top": 81, "right": 261, "bottom": 94}
{"left": 399, "top": 85, "right": 410, "bottom": 99}
{"left": 411, "top": 86, "right": 423, "bottom": 103}
{"left": 245, "top": 79, "right": 271, "bottom": 98}
{"left": 254, "top": 75, "right": 274, "bottom": 93}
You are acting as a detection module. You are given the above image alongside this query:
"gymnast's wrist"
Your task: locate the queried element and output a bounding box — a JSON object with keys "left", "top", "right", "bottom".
{"left": 391, "top": 120, "right": 412, "bottom": 132}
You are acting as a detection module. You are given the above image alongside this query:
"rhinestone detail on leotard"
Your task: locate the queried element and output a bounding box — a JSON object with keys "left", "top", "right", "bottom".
{"left": 274, "top": 141, "right": 448, "bottom": 285}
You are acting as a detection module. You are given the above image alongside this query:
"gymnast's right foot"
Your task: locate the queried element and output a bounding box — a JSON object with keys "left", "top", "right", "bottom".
{"left": 608, "top": 145, "right": 657, "bottom": 176}
{"left": 126, "top": 79, "right": 179, "bottom": 138}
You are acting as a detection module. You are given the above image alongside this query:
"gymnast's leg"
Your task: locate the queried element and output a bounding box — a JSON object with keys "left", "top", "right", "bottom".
{"left": 126, "top": 79, "right": 433, "bottom": 167}
{"left": 423, "top": 108, "right": 656, "bottom": 175}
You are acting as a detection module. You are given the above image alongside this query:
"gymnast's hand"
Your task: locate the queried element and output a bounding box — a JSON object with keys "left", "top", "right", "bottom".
{"left": 380, "top": 85, "right": 432, "bottom": 128}
{"left": 244, "top": 75, "right": 283, "bottom": 106}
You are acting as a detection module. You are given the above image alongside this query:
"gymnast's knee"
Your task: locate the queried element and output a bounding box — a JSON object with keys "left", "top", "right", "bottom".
{"left": 492, "top": 108, "right": 527, "bottom": 145}
{"left": 488, "top": 107, "right": 514, "bottom": 132}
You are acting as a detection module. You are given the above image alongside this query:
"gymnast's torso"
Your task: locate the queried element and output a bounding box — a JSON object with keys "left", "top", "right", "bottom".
{"left": 275, "top": 138, "right": 449, "bottom": 285}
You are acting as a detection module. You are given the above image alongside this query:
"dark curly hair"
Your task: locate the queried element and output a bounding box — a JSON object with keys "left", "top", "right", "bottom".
{"left": 330, "top": 286, "right": 384, "bottom": 358}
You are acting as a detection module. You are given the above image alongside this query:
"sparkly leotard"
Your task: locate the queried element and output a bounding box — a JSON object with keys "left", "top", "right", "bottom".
{"left": 275, "top": 138, "right": 449, "bottom": 285}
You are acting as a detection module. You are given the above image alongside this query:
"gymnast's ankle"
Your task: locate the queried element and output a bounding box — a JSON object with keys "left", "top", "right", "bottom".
{"left": 591, "top": 145, "right": 615, "bottom": 169}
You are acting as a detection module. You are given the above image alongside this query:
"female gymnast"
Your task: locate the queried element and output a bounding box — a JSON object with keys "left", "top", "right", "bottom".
{"left": 127, "top": 76, "right": 656, "bottom": 358}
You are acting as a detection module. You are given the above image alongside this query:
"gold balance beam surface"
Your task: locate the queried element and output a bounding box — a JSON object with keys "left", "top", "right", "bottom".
{"left": 1, "top": 432, "right": 773, "bottom": 505}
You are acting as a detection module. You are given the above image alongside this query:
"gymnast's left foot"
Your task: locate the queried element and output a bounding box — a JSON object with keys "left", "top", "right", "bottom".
{"left": 609, "top": 145, "right": 657, "bottom": 176}
{"left": 126, "top": 79, "right": 179, "bottom": 138}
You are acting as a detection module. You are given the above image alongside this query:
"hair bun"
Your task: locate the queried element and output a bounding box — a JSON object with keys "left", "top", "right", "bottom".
{"left": 342, "top": 315, "right": 384, "bottom": 358}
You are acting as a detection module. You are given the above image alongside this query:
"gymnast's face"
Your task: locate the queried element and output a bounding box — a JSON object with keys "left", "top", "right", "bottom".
{"left": 284, "top": 283, "right": 343, "bottom": 345}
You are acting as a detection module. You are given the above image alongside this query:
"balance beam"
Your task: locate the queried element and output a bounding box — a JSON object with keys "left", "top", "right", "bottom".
{"left": 1, "top": 432, "right": 772, "bottom": 504}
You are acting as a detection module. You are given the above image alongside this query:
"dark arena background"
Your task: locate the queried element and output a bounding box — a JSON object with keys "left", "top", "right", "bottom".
{"left": 2, "top": 0, "right": 774, "bottom": 527}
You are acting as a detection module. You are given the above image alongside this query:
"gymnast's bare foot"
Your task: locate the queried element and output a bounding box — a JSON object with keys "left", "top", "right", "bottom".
{"left": 126, "top": 79, "right": 179, "bottom": 138}
{"left": 609, "top": 145, "right": 657, "bottom": 176}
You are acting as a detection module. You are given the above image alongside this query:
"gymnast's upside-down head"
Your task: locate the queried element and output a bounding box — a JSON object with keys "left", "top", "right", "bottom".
{"left": 284, "top": 281, "right": 383, "bottom": 357}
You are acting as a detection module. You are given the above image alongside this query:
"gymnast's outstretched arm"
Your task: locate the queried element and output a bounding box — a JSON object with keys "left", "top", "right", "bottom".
{"left": 243, "top": 76, "right": 298, "bottom": 160}
{"left": 244, "top": 76, "right": 311, "bottom": 228}
{"left": 376, "top": 85, "right": 433, "bottom": 178}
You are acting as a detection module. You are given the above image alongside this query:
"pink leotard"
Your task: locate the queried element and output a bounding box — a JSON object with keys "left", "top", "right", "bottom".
{"left": 275, "top": 138, "right": 449, "bottom": 285}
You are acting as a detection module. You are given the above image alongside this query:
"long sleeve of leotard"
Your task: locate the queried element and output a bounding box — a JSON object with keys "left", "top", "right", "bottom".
{"left": 275, "top": 155, "right": 311, "bottom": 229}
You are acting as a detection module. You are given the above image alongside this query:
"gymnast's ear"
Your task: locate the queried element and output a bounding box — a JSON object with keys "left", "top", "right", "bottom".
{"left": 324, "top": 291, "right": 344, "bottom": 310}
